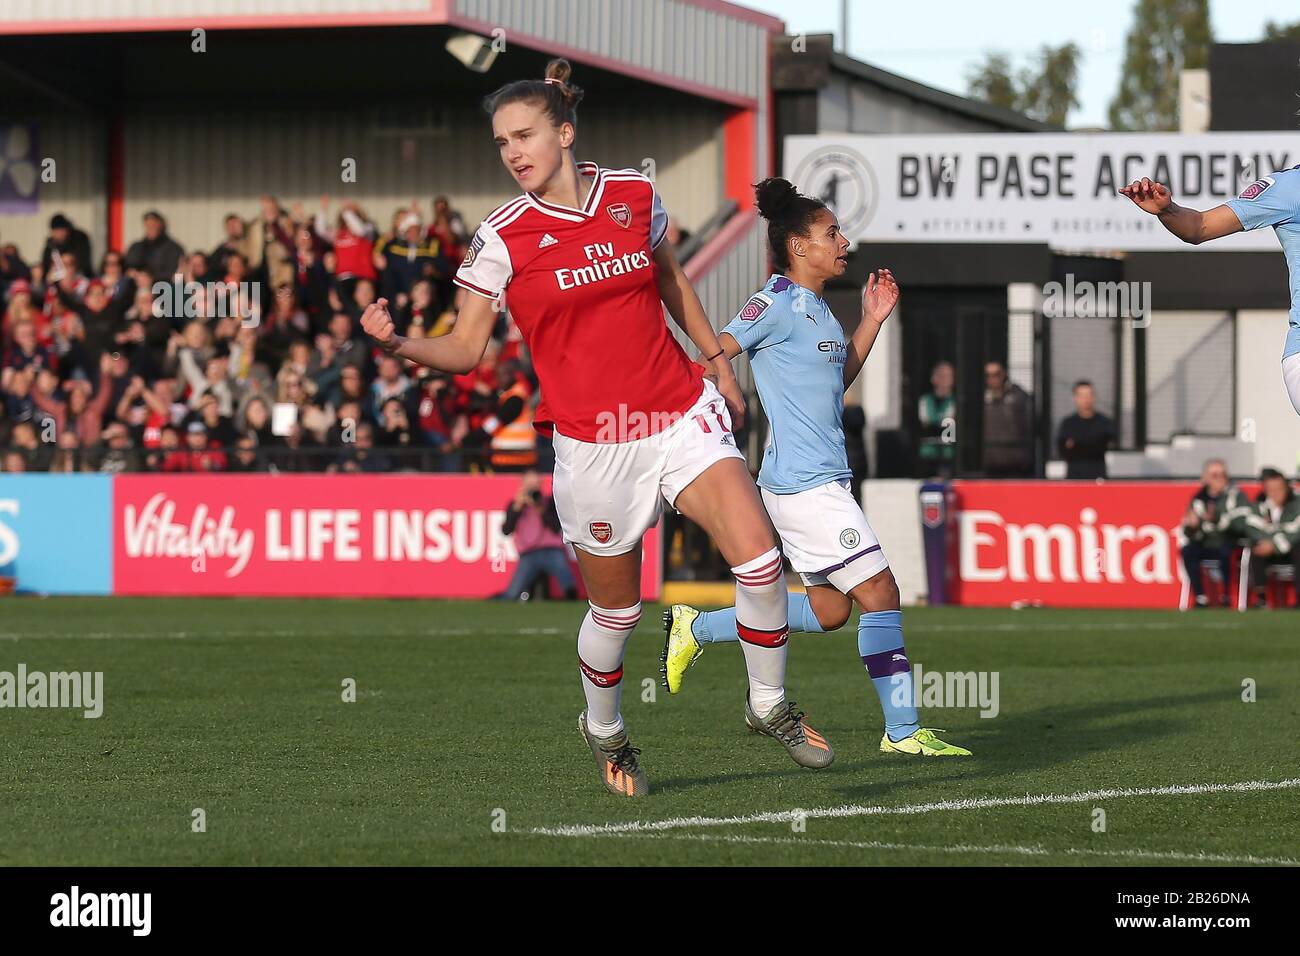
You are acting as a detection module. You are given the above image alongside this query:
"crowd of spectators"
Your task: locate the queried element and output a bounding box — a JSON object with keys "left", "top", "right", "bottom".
{"left": 1, "top": 198, "right": 540, "bottom": 474}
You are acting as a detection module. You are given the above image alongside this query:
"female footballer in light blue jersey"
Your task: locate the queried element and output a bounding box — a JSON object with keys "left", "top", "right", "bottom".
{"left": 1120, "top": 169, "right": 1300, "bottom": 416}
{"left": 661, "top": 178, "right": 971, "bottom": 757}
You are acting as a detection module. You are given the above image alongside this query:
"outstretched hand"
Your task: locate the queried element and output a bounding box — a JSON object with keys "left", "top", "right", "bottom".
{"left": 1118, "top": 178, "right": 1172, "bottom": 215}
{"left": 861, "top": 268, "right": 899, "bottom": 325}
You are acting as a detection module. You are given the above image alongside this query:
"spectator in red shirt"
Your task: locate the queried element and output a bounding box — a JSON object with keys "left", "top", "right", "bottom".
{"left": 134, "top": 377, "right": 186, "bottom": 448}
{"left": 429, "top": 195, "right": 468, "bottom": 263}
{"left": 418, "top": 374, "right": 454, "bottom": 448}
{"left": 146, "top": 423, "right": 180, "bottom": 472}
{"left": 428, "top": 195, "right": 467, "bottom": 308}
{"left": 314, "top": 197, "right": 377, "bottom": 297}
{"left": 172, "top": 420, "right": 227, "bottom": 472}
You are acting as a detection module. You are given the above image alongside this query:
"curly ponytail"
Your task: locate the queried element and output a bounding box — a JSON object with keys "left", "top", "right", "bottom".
{"left": 753, "top": 177, "right": 827, "bottom": 272}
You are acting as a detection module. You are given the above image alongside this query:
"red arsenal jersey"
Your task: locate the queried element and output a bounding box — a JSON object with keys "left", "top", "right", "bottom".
{"left": 453, "top": 162, "right": 702, "bottom": 443}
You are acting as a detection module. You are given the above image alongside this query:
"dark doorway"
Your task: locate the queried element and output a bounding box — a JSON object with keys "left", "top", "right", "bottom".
{"left": 901, "top": 287, "right": 1010, "bottom": 476}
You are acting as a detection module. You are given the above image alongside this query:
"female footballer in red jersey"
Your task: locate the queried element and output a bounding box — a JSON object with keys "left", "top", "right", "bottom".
{"left": 361, "top": 59, "right": 832, "bottom": 797}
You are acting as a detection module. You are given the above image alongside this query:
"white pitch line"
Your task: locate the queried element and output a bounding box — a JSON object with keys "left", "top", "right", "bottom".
{"left": 906, "top": 621, "right": 1243, "bottom": 632}
{"left": 0, "top": 626, "right": 570, "bottom": 641}
{"left": 532, "top": 777, "right": 1300, "bottom": 838}
{"left": 0, "top": 631, "right": 195, "bottom": 641}
{"left": 581, "top": 832, "right": 1299, "bottom": 866}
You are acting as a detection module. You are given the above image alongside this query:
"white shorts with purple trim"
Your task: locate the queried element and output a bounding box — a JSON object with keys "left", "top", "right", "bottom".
{"left": 760, "top": 479, "right": 890, "bottom": 593}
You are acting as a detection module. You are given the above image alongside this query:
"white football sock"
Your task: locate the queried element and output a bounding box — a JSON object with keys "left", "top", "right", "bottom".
{"left": 577, "top": 601, "right": 641, "bottom": 738}
{"left": 732, "top": 547, "right": 788, "bottom": 717}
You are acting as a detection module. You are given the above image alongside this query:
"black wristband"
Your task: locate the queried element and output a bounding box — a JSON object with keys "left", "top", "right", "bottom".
{"left": 705, "top": 348, "right": 724, "bottom": 362}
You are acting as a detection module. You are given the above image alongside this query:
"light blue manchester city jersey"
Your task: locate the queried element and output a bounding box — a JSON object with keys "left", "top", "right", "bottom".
{"left": 722, "top": 274, "right": 852, "bottom": 494}
{"left": 1225, "top": 165, "right": 1300, "bottom": 359}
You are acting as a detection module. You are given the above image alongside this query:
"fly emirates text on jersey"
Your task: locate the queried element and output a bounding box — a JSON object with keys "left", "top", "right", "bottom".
{"left": 554, "top": 242, "right": 651, "bottom": 291}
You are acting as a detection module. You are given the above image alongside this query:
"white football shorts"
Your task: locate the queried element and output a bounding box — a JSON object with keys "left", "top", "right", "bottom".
{"left": 761, "top": 478, "right": 889, "bottom": 592}
{"left": 1284, "top": 352, "right": 1300, "bottom": 417}
{"left": 551, "top": 379, "right": 746, "bottom": 556}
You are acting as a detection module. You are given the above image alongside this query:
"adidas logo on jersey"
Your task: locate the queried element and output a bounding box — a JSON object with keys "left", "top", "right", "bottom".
{"left": 538, "top": 233, "right": 558, "bottom": 248}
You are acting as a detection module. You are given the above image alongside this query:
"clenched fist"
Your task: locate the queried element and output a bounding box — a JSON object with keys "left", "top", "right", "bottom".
{"left": 360, "top": 298, "right": 402, "bottom": 354}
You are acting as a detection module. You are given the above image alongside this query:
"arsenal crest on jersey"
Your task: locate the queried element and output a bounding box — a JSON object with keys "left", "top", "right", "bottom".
{"left": 589, "top": 521, "right": 613, "bottom": 543}
{"left": 606, "top": 203, "right": 632, "bottom": 228}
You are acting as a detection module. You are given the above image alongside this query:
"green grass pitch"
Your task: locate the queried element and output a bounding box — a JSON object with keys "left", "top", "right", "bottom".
{"left": 1, "top": 598, "right": 1297, "bottom": 866}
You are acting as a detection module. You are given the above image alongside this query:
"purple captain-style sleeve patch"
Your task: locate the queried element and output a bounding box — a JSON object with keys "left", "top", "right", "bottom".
{"left": 771, "top": 276, "right": 793, "bottom": 294}
{"left": 863, "top": 648, "right": 911, "bottom": 679}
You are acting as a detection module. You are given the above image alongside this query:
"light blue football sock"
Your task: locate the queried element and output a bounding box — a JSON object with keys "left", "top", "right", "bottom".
{"left": 693, "top": 592, "right": 824, "bottom": 644}
{"left": 857, "top": 609, "right": 920, "bottom": 742}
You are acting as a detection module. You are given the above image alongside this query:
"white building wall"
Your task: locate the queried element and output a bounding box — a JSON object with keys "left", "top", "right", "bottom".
{"left": 862, "top": 478, "right": 926, "bottom": 604}
{"left": 1236, "top": 309, "right": 1300, "bottom": 476}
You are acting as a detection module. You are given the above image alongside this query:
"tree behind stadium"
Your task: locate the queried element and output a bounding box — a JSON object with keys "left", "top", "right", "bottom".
{"left": 1262, "top": 19, "right": 1300, "bottom": 41}
{"left": 965, "top": 43, "right": 1080, "bottom": 127}
{"left": 1108, "top": 0, "right": 1211, "bottom": 131}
